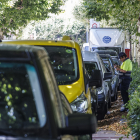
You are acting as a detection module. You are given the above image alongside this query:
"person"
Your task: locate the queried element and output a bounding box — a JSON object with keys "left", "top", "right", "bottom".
{"left": 114, "top": 52, "right": 132, "bottom": 112}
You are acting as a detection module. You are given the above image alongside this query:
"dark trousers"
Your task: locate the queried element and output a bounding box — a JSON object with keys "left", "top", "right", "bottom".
{"left": 120, "top": 77, "right": 131, "bottom": 105}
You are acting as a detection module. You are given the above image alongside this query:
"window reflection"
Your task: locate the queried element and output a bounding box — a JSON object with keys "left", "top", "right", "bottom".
{"left": 44, "top": 46, "right": 79, "bottom": 85}
{"left": 0, "top": 63, "right": 46, "bottom": 129}
{"left": 85, "top": 62, "right": 98, "bottom": 77}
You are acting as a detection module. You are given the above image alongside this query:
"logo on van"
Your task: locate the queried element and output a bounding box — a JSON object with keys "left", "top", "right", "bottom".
{"left": 103, "top": 36, "right": 111, "bottom": 44}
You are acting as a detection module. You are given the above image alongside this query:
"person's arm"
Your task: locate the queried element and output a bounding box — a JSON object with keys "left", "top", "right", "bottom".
{"left": 114, "top": 65, "right": 127, "bottom": 73}
{"left": 115, "top": 67, "right": 127, "bottom": 73}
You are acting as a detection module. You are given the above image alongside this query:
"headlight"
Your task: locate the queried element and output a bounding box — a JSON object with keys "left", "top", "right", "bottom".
{"left": 70, "top": 92, "right": 88, "bottom": 113}
{"left": 97, "top": 87, "right": 104, "bottom": 94}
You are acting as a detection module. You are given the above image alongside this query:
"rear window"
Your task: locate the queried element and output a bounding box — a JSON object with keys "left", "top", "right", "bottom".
{"left": 0, "top": 62, "right": 46, "bottom": 129}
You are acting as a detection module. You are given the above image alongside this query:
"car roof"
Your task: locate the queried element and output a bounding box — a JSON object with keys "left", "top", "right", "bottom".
{"left": 98, "top": 54, "right": 112, "bottom": 58}
{"left": 82, "top": 51, "right": 100, "bottom": 63}
{"left": 94, "top": 50, "right": 118, "bottom": 55}
{"left": 2, "top": 40, "right": 78, "bottom": 49}
{"left": 0, "top": 44, "right": 47, "bottom": 60}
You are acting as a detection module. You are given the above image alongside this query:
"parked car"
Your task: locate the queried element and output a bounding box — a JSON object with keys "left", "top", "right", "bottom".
{"left": 102, "top": 60, "right": 119, "bottom": 101}
{"left": 0, "top": 44, "right": 97, "bottom": 140}
{"left": 2, "top": 40, "right": 93, "bottom": 114}
{"left": 92, "top": 47, "right": 121, "bottom": 55}
{"left": 99, "top": 54, "right": 120, "bottom": 90}
{"left": 94, "top": 50, "right": 118, "bottom": 57}
{"left": 111, "top": 56, "right": 121, "bottom": 66}
{"left": 82, "top": 51, "right": 112, "bottom": 120}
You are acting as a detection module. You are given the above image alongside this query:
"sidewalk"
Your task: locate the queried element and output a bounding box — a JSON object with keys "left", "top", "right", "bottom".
{"left": 92, "top": 130, "right": 133, "bottom": 140}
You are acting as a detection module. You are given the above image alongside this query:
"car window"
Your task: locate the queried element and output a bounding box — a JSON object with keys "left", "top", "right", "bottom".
{"left": 0, "top": 62, "right": 46, "bottom": 129}
{"left": 103, "top": 61, "right": 114, "bottom": 74}
{"left": 84, "top": 62, "right": 99, "bottom": 77}
{"left": 103, "top": 62, "right": 111, "bottom": 72}
{"left": 43, "top": 46, "right": 79, "bottom": 85}
{"left": 112, "top": 58, "right": 119, "bottom": 65}
{"left": 99, "top": 58, "right": 107, "bottom": 74}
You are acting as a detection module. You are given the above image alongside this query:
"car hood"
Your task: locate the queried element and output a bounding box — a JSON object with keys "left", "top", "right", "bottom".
{"left": 58, "top": 80, "right": 83, "bottom": 103}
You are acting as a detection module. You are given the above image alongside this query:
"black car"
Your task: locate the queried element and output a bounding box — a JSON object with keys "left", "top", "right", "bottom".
{"left": 103, "top": 60, "right": 119, "bottom": 101}
{"left": 94, "top": 50, "right": 118, "bottom": 57}
{"left": 98, "top": 54, "right": 115, "bottom": 72}
{"left": 92, "top": 47, "right": 121, "bottom": 55}
{"left": 82, "top": 51, "right": 112, "bottom": 120}
{"left": 99, "top": 54, "right": 120, "bottom": 90}
{"left": 0, "top": 44, "right": 97, "bottom": 140}
{"left": 111, "top": 56, "right": 121, "bottom": 66}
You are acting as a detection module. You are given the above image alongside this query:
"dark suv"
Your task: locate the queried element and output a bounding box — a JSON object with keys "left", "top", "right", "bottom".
{"left": 103, "top": 60, "right": 119, "bottom": 101}
{"left": 0, "top": 44, "right": 97, "bottom": 140}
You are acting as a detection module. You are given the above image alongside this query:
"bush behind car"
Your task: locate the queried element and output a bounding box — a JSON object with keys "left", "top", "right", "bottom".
{"left": 127, "top": 62, "right": 140, "bottom": 140}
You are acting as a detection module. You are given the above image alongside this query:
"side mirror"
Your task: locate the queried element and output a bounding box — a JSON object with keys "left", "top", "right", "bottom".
{"left": 89, "top": 70, "right": 102, "bottom": 88}
{"left": 59, "top": 113, "right": 97, "bottom": 135}
{"left": 103, "top": 72, "right": 112, "bottom": 80}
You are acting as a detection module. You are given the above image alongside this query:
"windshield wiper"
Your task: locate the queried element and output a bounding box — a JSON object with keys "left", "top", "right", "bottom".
{"left": 0, "top": 130, "right": 18, "bottom": 137}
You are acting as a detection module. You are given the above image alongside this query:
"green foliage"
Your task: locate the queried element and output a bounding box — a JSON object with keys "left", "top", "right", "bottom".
{"left": 127, "top": 62, "right": 140, "bottom": 139}
{"left": 0, "top": 0, "right": 66, "bottom": 37}
{"left": 75, "top": 0, "right": 140, "bottom": 35}
{"left": 73, "top": 0, "right": 110, "bottom": 23}
{"left": 26, "top": 17, "right": 86, "bottom": 46}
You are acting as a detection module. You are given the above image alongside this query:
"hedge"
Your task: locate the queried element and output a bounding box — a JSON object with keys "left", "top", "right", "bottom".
{"left": 127, "top": 62, "right": 140, "bottom": 140}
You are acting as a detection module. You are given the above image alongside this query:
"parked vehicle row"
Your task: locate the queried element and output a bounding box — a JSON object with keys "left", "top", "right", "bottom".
{"left": 3, "top": 40, "right": 93, "bottom": 114}
{"left": 82, "top": 51, "right": 113, "bottom": 120}
{"left": 0, "top": 43, "right": 97, "bottom": 140}
{"left": 1, "top": 38, "right": 121, "bottom": 139}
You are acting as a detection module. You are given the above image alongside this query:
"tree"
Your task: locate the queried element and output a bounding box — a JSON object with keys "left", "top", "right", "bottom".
{"left": 23, "top": 17, "right": 86, "bottom": 46}
{"left": 0, "top": 0, "right": 66, "bottom": 38}
{"left": 73, "top": 1, "right": 110, "bottom": 23}
{"left": 75, "top": 0, "right": 140, "bottom": 35}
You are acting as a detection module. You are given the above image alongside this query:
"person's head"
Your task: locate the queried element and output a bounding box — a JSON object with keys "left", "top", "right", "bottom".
{"left": 118, "top": 52, "right": 127, "bottom": 62}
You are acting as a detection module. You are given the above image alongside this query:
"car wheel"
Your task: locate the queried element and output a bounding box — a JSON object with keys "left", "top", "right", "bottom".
{"left": 97, "top": 102, "right": 107, "bottom": 120}
{"left": 111, "top": 88, "right": 117, "bottom": 102}
{"left": 104, "top": 102, "right": 108, "bottom": 114}
{"left": 108, "top": 95, "right": 111, "bottom": 108}
{"left": 117, "top": 83, "right": 120, "bottom": 91}
{"left": 115, "top": 87, "right": 118, "bottom": 100}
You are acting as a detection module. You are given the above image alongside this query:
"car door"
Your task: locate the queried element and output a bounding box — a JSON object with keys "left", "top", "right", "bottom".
{"left": 60, "top": 93, "right": 91, "bottom": 140}
{"left": 97, "top": 56, "right": 109, "bottom": 102}
{"left": 108, "top": 61, "right": 119, "bottom": 92}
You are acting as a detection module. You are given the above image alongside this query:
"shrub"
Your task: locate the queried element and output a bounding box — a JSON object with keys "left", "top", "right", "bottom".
{"left": 127, "top": 62, "right": 140, "bottom": 140}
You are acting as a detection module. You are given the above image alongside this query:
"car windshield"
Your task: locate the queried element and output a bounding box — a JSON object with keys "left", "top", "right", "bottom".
{"left": 84, "top": 62, "right": 98, "bottom": 77}
{"left": 44, "top": 46, "right": 79, "bottom": 85}
{"left": 0, "top": 62, "right": 46, "bottom": 129}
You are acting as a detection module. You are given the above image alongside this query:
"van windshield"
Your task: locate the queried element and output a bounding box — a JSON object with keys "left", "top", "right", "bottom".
{"left": 0, "top": 62, "right": 46, "bottom": 129}
{"left": 84, "top": 62, "right": 98, "bottom": 77}
{"left": 44, "top": 46, "right": 79, "bottom": 85}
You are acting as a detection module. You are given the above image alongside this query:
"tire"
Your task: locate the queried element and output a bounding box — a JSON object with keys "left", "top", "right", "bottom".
{"left": 108, "top": 95, "right": 111, "bottom": 108}
{"left": 111, "top": 88, "right": 117, "bottom": 102}
{"left": 97, "top": 102, "right": 107, "bottom": 120}
{"left": 117, "top": 83, "right": 120, "bottom": 91}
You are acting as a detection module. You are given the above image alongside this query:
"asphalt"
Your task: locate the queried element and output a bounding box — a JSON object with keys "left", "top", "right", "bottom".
{"left": 92, "top": 130, "right": 133, "bottom": 140}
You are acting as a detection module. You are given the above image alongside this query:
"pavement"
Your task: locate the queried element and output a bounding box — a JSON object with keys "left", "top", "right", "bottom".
{"left": 92, "top": 130, "right": 133, "bottom": 140}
